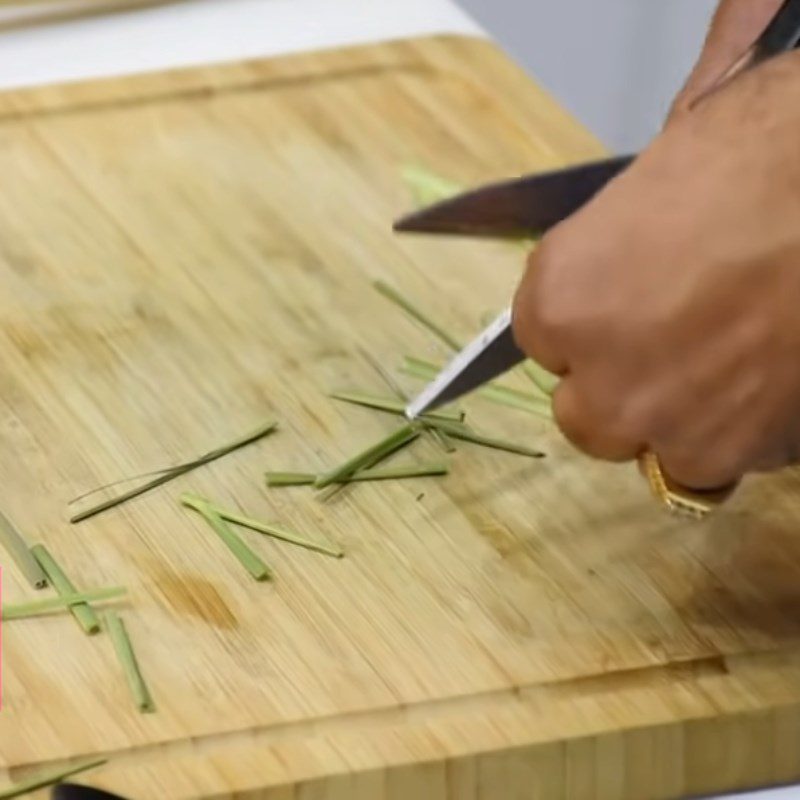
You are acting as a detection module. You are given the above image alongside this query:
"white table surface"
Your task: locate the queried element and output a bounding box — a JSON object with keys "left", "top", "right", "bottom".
{"left": 0, "top": 2, "right": 794, "bottom": 798}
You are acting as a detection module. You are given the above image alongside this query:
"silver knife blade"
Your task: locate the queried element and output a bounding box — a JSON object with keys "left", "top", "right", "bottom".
{"left": 394, "top": 154, "right": 634, "bottom": 238}
{"left": 406, "top": 309, "right": 523, "bottom": 418}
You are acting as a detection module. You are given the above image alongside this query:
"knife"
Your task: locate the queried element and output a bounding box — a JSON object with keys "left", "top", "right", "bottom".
{"left": 397, "top": 0, "right": 800, "bottom": 420}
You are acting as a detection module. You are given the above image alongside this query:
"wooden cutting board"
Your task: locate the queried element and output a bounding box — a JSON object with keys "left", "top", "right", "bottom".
{"left": 2, "top": 35, "right": 800, "bottom": 800}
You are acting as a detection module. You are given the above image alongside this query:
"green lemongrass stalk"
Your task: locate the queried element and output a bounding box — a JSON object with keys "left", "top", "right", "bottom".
{"left": 373, "top": 280, "right": 462, "bottom": 351}
{"left": 522, "top": 361, "right": 559, "bottom": 397}
{"left": 31, "top": 545, "right": 100, "bottom": 635}
{"left": 329, "top": 392, "right": 463, "bottom": 423}
{"left": 106, "top": 611, "right": 155, "bottom": 713}
{"left": 401, "top": 164, "right": 463, "bottom": 207}
{"left": 267, "top": 462, "right": 449, "bottom": 488}
{"left": 4, "top": 587, "right": 127, "bottom": 621}
{"left": 180, "top": 494, "right": 272, "bottom": 581}
{"left": 402, "top": 356, "right": 553, "bottom": 419}
{"left": 70, "top": 420, "right": 278, "bottom": 523}
{"left": 0, "top": 758, "right": 107, "bottom": 799}
{"left": 427, "top": 421, "right": 545, "bottom": 459}
{"left": 314, "top": 424, "right": 422, "bottom": 489}
{"left": 211, "top": 507, "right": 343, "bottom": 559}
{"left": 358, "top": 347, "right": 457, "bottom": 456}
{"left": 0, "top": 511, "right": 47, "bottom": 590}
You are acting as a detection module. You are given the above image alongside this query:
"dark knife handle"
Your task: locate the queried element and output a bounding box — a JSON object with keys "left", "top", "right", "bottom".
{"left": 754, "top": 0, "right": 800, "bottom": 62}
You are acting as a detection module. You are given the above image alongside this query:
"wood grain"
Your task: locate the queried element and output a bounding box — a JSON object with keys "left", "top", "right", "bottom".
{"left": 0, "top": 35, "right": 799, "bottom": 799}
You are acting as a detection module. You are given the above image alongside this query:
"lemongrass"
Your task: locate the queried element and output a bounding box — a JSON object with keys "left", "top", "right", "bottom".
{"left": 180, "top": 494, "right": 272, "bottom": 581}
{"left": 0, "top": 758, "right": 106, "bottom": 799}
{"left": 4, "top": 587, "right": 126, "bottom": 621}
{"left": 267, "top": 462, "right": 449, "bottom": 488}
{"left": 31, "top": 545, "right": 100, "bottom": 635}
{"left": 329, "top": 392, "right": 462, "bottom": 422}
{"left": 70, "top": 420, "right": 278, "bottom": 523}
{"left": 0, "top": 511, "right": 47, "bottom": 590}
{"left": 106, "top": 611, "right": 155, "bottom": 713}
{"left": 428, "top": 421, "right": 545, "bottom": 458}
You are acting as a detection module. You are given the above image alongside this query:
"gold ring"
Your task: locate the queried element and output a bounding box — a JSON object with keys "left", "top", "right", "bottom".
{"left": 637, "top": 451, "right": 735, "bottom": 519}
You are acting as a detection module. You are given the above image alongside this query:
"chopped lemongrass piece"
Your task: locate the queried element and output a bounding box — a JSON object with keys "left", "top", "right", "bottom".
{"left": 402, "top": 356, "right": 553, "bottom": 419}
{"left": 70, "top": 420, "right": 278, "bottom": 523}
{"left": 213, "top": 508, "right": 342, "bottom": 559}
{"left": 0, "top": 511, "right": 47, "bottom": 590}
{"left": 373, "top": 280, "right": 462, "bottom": 351}
{"left": 4, "top": 587, "right": 127, "bottom": 621}
{"left": 267, "top": 462, "right": 449, "bottom": 488}
{"left": 106, "top": 611, "right": 155, "bottom": 714}
{"left": 180, "top": 494, "right": 272, "bottom": 581}
{"left": 315, "top": 424, "right": 421, "bottom": 489}
{"left": 0, "top": 758, "right": 107, "bottom": 799}
{"left": 522, "top": 361, "right": 559, "bottom": 397}
{"left": 401, "top": 164, "right": 463, "bottom": 207}
{"left": 31, "top": 545, "right": 100, "bottom": 635}
{"left": 427, "top": 421, "right": 545, "bottom": 458}
{"left": 329, "top": 391, "right": 463, "bottom": 422}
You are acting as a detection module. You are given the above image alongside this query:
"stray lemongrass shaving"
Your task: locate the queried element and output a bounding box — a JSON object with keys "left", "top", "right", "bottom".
{"left": 266, "top": 462, "right": 449, "bottom": 488}
{"left": 401, "top": 164, "right": 463, "bottom": 207}
{"left": 180, "top": 494, "right": 272, "bottom": 581}
{"left": 31, "top": 545, "right": 100, "bottom": 635}
{"left": 0, "top": 510, "right": 47, "bottom": 590}
{"left": 4, "top": 587, "right": 127, "bottom": 621}
{"left": 0, "top": 758, "right": 107, "bottom": 800}
{"left": 373, "top": 280, "right": 462, "bottom": 351}
{"left": 402, "top": 356, "right": 553, "bottom": 419}
{"left": 213, "top": 507, "right": 342, "bottom": 559}
{"left": 314, "top": 424, "right": 422, "bottom": 489}
{"left": 329, "top": 392, "right": 462, "bottom": 423}
{"left": 70, "top": 420, "right": 278, "bottom": 523}
{"left": 106, "top": 611, "right": 155, "bottom": 713}
{"left": 522, "top": 361, "right": 559, "bottom": 397}
{"left": 427, "top": 420, "right": 545, "bottom": 459}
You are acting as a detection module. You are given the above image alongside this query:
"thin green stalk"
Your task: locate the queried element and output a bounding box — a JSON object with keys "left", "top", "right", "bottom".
{"left": 106, "top": 611, "right": 155, "bottom": 714}
{"left": 401, "top": 164, "right": 463, "bottom": 207}
{"left": 212, "top": 507, "right": 343, "bottom": 559}
{"left": 402, "top": 357, "right": 553, "bottom": 419}
{"left": 522, "top": 361, "right": 559, "bottom": 397}
{"left": 0, "top": 758, "right": 107, "bottom": 799}
{"left": 427, "top": 421, "right": 545, "bottom": 459}
{"left": 0, "top": 511, "right": 47, "bottom": 590}
{"left": 329, "top": 392, "right": 463, "bottom": 423}
{"left": 31, "top": 545, "right": 100, "bottom": 635}
{"left": 180, "top": 494, "right": 272, "bottom": 581}
{"left": 267, "top": 462, "right": 449, "bottom": 488}
{"left": 314, "top": 424, "right": 421, "bottom": 489}
{"left": 4, "top": 587, "right": 127, "bottom": 621}
{"left": 373, "top": 280, "right": 462, "bottom": 351}
{"left": 70, "top": 420, "right": 278, "bottom": 524}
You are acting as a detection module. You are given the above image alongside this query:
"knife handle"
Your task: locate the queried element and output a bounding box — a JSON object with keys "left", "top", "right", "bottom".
{"left": 697, "top": 0, "right": 800, "bottom": 103}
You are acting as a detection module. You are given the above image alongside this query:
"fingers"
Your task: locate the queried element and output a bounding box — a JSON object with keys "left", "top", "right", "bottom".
{"left": 551, "top": 379, "right": 642, "bottom": 464}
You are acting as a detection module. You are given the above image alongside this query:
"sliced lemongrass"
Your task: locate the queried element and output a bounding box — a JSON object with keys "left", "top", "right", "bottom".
{"left": 401, "top": 164, "right": 463, "bottom": 207}
{"left": 427, "top": 421, "right": 545, "bottom": 458}
{"left": 0, "top": 511, "right": 47, "bottom": 590}
{"left": 70, "top": 420, "right": 278, "bottom": 523}
{"left": 0, "top": 758, "right": 107, "bottom": 799}
{"left": 522, "top": 361, "right": 559, "bottom": 397}
{"left": 31, "top": 545, "right": 100, "bottom": 635}
{"left": 106, "top": 611, "right": 155, "bottom": 713}
{"left": 314, "top": 424, "right": 421, "bottom": 489}
{"left": 329, "top": 392, "right": 462, "bottom": 423}
{"left": 373, "top": 280, "right": 461, "bottom": 351}
{"left": 211, "top": 507, "right": 342, "bottom": 559}
{"left": 4, "top": 587, "right": 127, "bottom": 621}
{"left": 181, "top": 494, "right": 272, "bottom": 581}
{"left": 267, "top": 462, "right": 449, "bottom": 489}
{"left": 402, "top": 356, "right": 553, "bottom": 419}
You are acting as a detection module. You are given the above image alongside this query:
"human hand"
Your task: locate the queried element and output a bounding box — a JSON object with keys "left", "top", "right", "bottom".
{"left": 669, "top": 0, "right": 785, "bottom": 119}
{"left": 512, "top": 52, "right": 800, "bottom": 490}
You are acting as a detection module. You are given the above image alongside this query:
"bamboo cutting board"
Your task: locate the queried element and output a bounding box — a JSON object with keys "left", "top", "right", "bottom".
{"left": 2, "top": 35, "right": 800, "bottom": 800}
